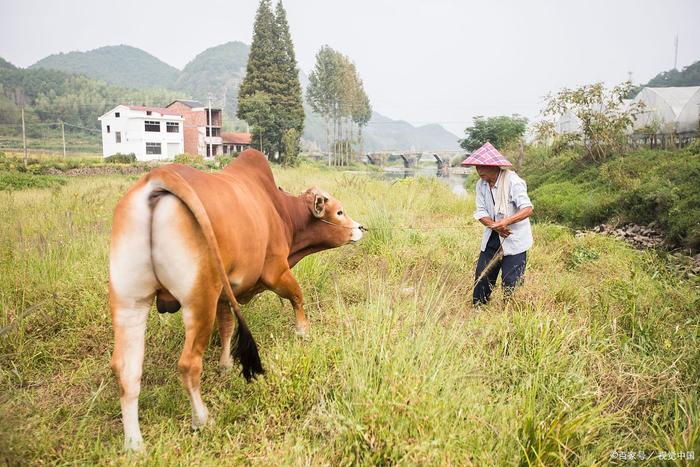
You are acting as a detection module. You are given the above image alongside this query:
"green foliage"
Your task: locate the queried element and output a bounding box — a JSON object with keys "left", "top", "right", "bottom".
{"left": 538, "top": 81, "right": 644, "bottom": 162}
{"left": 281, "top": 128, "right": 300, "bottom": 166}
{"left": 29, "top": 45, "right": 180, "bottom": 90}
{"left": 0, "top": 171, "right": 67, "bottom": 190}
{"left": 215, "top": 154, "right": 235, "bottom": 168}
{"left": 104, "top": 153, "right": 136, "bottom": 164}
{"left": 0, "top": 66, "right": 184, "bottom": 130}
{"left": 522, "top": 145, "right": 700, "bottom": 249}
{"left": 306, "top": 46, "right": 372, "bottom": 165}
{"left": 647, "top": 59, "right": 700, "bottom": 86}
{"left": 460, "top": 114, "right": 528, "bottom": 151}
{"left": 237, "top": 0, "right": 304, "bottom": 161}
{"left": 173, "top": 153, "right": 204, "bottom": 166}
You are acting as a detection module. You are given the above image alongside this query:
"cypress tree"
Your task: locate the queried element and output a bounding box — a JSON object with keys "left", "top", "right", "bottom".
{"left": 237, "top": 0, "right": 278, "bottom": 153}
{"left": 274, "top": 0, "right": 305, "bottom": 164}
{"left": 238, "top": 0, "right": 304, "bottom": 162}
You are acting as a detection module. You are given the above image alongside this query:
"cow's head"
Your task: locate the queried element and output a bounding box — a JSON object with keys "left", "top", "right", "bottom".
{"left": 304, "top": 187, "right": 364, "bottom": 246}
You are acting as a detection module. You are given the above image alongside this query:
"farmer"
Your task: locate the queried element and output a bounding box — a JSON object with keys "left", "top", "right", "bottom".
{"left": 461, "top": 142, "right": 533, "bottom": 305}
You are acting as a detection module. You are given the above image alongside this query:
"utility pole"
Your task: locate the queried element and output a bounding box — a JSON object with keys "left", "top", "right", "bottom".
{"left": 21, "top": 105, "right": 27, "bottom": 167}
{"left": 674, "top": 34, "right": 679, "bottom": 70}
{"left": 207, "top": 95, "right": 213, "bottom": 158}
{"left": 60, "top": 120, "right": 66, "bottom": 159}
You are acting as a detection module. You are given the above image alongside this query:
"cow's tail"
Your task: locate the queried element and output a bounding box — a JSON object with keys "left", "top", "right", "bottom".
{"left": 148, "top": 166, "right": 264, "bottom": 381}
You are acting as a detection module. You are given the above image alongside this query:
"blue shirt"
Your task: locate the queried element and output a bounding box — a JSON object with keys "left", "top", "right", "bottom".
{"left": 473, "top": 171, "right": 533, "bottom": 256}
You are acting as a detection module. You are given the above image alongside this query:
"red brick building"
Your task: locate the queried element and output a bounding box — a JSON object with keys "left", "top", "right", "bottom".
{"left": 166, "top": 100, "right": 224, "bottom": 157}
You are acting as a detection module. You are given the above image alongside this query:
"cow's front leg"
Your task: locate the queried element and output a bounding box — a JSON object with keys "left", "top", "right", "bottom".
{"left": 267, "top": 269, "right": 308, "bottom": 337}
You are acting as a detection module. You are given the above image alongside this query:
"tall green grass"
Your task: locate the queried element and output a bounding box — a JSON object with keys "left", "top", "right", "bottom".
{"left": 0, "top": 168, "right": 698, "bottom": 465}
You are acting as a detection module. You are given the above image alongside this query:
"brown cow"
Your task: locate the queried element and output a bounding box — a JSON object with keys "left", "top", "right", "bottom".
{"left": 109, "top": 149, "right": 363, "bottom": 450}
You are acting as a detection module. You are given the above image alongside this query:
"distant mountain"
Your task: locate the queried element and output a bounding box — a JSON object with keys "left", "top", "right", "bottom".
{"left": 646, "top": 60, "right": 700, "bottom": 87}
{"left": 174, "top": 41, "right": 249, "bottom": 116}
{"left": 30, "top": 45, "right": 180, "bottom": 90}
{"left": 0, "top": 57, "right": 17, "bottom": 70}
{"left": 362, "top": 112, "right": 460, "bottom": 151}
{"left": 629, "top": 59, "right": 700, "bottom": 98}
{"left": 302, "top": 108, "right": 459, "bottom": 152}
{"left": 0, "top": 62, "right": 184, "bottom": 130}
{"left": 17, "top": 42, "right": 460, "bottom": 151}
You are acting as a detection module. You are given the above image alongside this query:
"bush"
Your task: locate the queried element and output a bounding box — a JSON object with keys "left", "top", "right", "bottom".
{"left": 0, "top": 172, "right": 67, "bottom": 191}
{"left": 173, "top": 153, "right": 204, "bottom": 166}
{"left": 104, "top": 153, "right": 136, "bottom": 164}
{"left": 215, "top": 154, "right": 235, "bottom": 168}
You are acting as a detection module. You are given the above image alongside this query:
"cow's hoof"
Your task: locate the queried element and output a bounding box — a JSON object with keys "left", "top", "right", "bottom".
{"left": 191, "top": 408, "right": 209, "bottom": 430}
{"left": 295, "top": 323, "right": 309, "bottom": 338}
{"left": 123, "top": 436, "right": 144, "bottom": 452}
{"left": 218, "top": 359, "right": 234, "bottom": 373}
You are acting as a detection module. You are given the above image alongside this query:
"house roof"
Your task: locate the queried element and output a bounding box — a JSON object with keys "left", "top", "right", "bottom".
{"left": 222, "top": 132, "right": 252, "bottom": 145}
{"left": 167, "top": 99, "right": 204, "bottom": 108}
{"left": 127, "top": 105, "right": 183, "bottom": 117}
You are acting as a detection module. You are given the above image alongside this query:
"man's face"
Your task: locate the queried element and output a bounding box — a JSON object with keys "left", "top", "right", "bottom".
{"left": 476, "top": 166, "right": 499, "bottom": 180}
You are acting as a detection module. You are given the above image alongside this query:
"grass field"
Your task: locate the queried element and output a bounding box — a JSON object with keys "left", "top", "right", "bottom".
{"left": 0, "top": 165, "right": 698, "bottom": 465}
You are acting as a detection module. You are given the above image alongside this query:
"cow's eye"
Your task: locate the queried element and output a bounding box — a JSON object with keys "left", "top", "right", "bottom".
{"left": 337, "top": 210, "right": 344, "bottom": 216}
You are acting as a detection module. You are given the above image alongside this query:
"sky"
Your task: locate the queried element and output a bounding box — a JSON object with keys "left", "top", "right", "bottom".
{"left": 2, "top": 0, "right": 699, "bottom": 135}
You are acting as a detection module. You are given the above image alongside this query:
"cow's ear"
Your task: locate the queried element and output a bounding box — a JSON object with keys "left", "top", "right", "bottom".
{"left": 313, "top": 193, "right": 327, "bottom": 218}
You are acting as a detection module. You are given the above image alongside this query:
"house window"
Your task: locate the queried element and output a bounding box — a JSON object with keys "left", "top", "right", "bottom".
{"left": 146, "top": 142, "right": 162, "bottom": 155}
{"left": 106, "top": 125, "right": 110, "bottom": 133}
{"left": 115, "top": 112, "right": 120, "bottom": 118}
{"left": 115, "top": 131, "right": 122, "bottom": 143}
{"left": 145, "top": 120, "right": 160, "bottom": 132}
{"left": 166, "top": 122, "right": 179, "bottom": 133}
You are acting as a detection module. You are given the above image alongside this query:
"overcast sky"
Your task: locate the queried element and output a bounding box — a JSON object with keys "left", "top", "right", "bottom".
{"left": 2, "top": 0, "right": 699, "bottom": 135}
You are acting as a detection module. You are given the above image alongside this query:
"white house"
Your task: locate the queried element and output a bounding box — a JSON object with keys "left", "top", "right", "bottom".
{"left": 98, "top": 105, "right": 185, "bottom": 161}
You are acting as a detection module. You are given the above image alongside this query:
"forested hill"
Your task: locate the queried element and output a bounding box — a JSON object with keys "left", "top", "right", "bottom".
{"left": 0, "top": 65, "right": 184, "bottom": 129}
{"left": 9, "top": 41, "right": 461, "bottom": 151}
{"left": 174, "top": 41, "right": 249, "bottom": 116}
{"left": 30, "top": 45, "right": 180, "bottom": 90}
{"left": 645, "top": 59, "right": 700, "bottom": 87}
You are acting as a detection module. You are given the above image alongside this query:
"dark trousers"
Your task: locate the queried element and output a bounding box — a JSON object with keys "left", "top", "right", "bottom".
{"left": 473, "top": 231, "right": 527, "bottom": 305}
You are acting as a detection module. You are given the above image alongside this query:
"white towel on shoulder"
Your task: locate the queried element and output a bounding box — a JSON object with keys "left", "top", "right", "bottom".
{"left": 495, "top": 169, "right": 510, "bottom": 220}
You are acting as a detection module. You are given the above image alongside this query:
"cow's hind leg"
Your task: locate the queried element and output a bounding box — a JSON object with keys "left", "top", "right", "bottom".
{"left": 109, "top": 179, "right": 157, "bottom": 451}
{"left": 110, "top": 293, "right": 152, "bottom": 451}
{"left": 179, "top": 289, "right": 218, "bottom": 429}
{"left": 216, "top": 300, "right": 235, "bottom": 371}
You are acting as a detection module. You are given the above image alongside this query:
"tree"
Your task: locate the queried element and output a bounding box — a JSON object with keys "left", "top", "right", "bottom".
{"left": 460, "top": 115, "right": 528, "bottom": 152}
{"left": 237, "top": 91, "right": 273, "bottom": 153}
{"left": 273, "top": 1, "right": 304, "bottom": 165}
{"left": 539, "top": 81, "right": 644, "bottom": 161}
{"left": 281, "top": 128, "right": 300, "bottom": 166}
{"left": 237, "top": 0, "right": 303, "bottom": 163}
{"left": 306, "top": 46, "right": 371, "bottom": 166}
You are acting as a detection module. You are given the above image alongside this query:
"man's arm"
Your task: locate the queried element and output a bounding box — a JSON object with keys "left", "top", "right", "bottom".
{"left": 491, "top": 206, "right": 533, "bottom": 231}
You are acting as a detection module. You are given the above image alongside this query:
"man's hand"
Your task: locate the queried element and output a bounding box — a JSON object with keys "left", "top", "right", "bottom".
{"left": 490, "top": 220, "right": 512, "bottom": 237}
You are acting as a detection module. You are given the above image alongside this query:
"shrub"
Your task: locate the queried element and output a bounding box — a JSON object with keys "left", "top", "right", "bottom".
{"left": 0, "top": 172, "right": 67, "bottom": 191}
{"left": 173, "top": 153, "right": 204, "bottom": 166}
{"left": 104, "top": 153, "right": 136, "bottom": 164}
{"left": 215, "top": 154, "right": 234, "bottom": 168}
